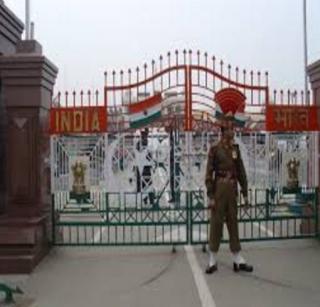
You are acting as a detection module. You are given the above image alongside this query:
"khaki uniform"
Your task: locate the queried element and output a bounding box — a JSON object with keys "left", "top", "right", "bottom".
{"left": 205, "top": 141, "right": 248, "bottom": 253}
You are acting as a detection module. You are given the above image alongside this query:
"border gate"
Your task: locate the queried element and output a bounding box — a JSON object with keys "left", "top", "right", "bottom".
{"left": 50, "top": 50, "right": 319, "bottom": 246}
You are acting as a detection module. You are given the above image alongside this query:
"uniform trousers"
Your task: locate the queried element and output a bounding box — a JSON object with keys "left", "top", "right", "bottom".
{"left": 209, "top": 179, "right": 241, "bottom": 253}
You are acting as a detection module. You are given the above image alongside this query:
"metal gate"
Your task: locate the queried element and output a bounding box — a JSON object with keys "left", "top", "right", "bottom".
{"left": 51, "top": 50, "right": 319, "bottom": 246}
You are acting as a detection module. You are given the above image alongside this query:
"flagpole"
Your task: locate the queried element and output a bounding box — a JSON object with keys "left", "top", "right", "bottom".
{"left": 303, "top": 0, "right": 309, "bottom": 104}
{"left": 302, "top": 0, "right": 317, "bottom": 187}
{"left": 25, "top": 0, "right": 30, "bottom": 39}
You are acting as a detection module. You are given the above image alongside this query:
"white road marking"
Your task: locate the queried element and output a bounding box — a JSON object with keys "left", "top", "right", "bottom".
{"left": 138, "top": 159, "right": 215, "bottom": 307}
{"left": 185, "top": 245, "right": 216, "bottom": 307}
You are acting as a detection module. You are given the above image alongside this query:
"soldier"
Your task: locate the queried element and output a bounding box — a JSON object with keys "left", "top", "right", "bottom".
{"left": 205, "top": 88, "right": 253, "bottom": 274}
{"left": 136, "top": 128, "right": 155, "bottom": 207}
{"left": 165, "top": 125, "right": 181, "bottom": 204}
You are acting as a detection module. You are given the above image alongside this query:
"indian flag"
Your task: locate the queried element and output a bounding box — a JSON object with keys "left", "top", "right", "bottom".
{"left": 128, "top": 93, "right": 162, "bottom": 129}
{"left": 215, "top": 104, "right": 248, "bottom": 127}
{"left": 234, "top": 112, "right": 248, "bottom": 127}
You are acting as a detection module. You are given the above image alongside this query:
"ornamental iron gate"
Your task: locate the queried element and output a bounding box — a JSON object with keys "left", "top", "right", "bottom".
{"left": 51, "top": 50, "right": 319, "bottom": 246}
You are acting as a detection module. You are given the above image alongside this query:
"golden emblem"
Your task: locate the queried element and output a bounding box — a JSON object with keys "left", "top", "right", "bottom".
{"left": 71, "top": 161, "right": 87, "bottom": 194}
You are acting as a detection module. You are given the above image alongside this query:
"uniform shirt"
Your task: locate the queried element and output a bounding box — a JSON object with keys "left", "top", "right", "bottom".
{"left": 205, "top": 140, "right": 248, "bottom": 199}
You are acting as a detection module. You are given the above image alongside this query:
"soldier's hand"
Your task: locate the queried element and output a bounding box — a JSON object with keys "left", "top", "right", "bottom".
{"left": 208, "top": 198, "right": 215, "bottom": 211}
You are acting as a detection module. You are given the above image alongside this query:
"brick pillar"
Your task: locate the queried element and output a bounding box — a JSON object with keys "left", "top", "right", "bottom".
{"left": 0, "top": 0, "right": 24, "bottom": 216}
{"left": 308, "top": 59, "right": 320, "bottom": 235}
{"left": 0, "top": 40, "right": 58, "bottom": 273}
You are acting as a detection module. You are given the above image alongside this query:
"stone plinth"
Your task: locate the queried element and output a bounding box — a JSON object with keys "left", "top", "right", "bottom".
{"left": 0, "top": 41, "right": 58, "bottom": 273}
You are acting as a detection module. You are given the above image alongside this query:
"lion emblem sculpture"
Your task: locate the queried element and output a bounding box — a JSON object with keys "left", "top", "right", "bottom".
{"left": 71, "top": 161, "right": 87, "bottom": 194}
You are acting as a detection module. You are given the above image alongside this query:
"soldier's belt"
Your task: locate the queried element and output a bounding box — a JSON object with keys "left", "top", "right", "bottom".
{"left": 216, "top": 177, "right": 236, "bottom": 183}
{"left": 216, "top": 170, "right": 236, "bottom": 179}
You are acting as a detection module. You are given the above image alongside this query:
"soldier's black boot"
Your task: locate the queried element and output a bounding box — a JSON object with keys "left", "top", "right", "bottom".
{"left": 205, "top": 264, "right": 218, "bottom": 274}
{"left": 233, "top": 263, "right": 253, "bottom": 272}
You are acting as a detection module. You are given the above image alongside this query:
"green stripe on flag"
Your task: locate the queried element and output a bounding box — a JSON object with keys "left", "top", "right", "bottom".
{"left": 234, "top": 118, "right": 246, "bottom": 127}
{"left": 130, "top": 111, "right": 161, "bottom": 129}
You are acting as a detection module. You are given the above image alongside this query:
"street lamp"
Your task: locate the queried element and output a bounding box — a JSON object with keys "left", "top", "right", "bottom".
{"left": 25, "top": 0, "right": 30, "bottom": 39}
{"left": 303, "top": 0, "right": 309, "bottom": 104}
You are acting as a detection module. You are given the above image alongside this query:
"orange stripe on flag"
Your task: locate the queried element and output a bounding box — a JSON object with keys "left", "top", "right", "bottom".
{"left": 128, "top": 93, "right": 162, "bottom": 114}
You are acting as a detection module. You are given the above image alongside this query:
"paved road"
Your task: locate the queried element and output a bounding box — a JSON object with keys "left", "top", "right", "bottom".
{"left": 1, "top": 239, "right": 320, "bottom": 307}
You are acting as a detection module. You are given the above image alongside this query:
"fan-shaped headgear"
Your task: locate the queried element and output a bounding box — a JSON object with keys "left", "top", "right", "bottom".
{"left": 214, "top": 88, "right": 247, "bottom": 127}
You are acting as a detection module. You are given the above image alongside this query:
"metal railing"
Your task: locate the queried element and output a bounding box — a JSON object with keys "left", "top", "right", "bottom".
{"left": 52, "top": 188, "right": 318, "bottom": 246}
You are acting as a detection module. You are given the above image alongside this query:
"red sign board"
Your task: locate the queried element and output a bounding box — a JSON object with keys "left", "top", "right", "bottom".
{"left": 50, "top": 107, "right": 107, "bottom": 134}
{"left": 266, "top": 105, "right": 319, "bottom": 131}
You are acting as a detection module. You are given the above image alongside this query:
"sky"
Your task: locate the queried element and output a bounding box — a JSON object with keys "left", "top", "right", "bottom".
{"left": 4, "top": 0, "right": 320, "bottom": 95}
